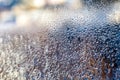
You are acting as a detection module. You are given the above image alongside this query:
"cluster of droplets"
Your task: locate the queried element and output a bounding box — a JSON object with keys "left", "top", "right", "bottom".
{"left": 0, "top": 21, "right": 120, "bottom": 80}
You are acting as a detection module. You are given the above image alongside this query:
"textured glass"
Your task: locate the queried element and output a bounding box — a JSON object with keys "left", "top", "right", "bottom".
{"left": 0, "top": 0, "right": 120, "bottom": 80}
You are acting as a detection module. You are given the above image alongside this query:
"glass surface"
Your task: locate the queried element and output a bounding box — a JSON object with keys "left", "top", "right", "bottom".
{"left": 0, "top": 0, "right": 120, "bottom": 80}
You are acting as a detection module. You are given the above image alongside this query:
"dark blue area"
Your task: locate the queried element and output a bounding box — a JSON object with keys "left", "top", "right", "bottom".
{"left": 0, "top": 0, "right": 20, "bottom": 10}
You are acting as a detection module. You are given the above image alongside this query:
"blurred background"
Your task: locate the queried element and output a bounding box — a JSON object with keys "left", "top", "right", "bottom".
{"left": 0, "top": 0, "right": 120, "bottom": 29}
{"left": 0, "top": 0, "right": 83, "bottom": 29}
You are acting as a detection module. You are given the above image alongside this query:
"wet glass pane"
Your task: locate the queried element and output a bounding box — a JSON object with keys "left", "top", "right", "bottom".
{"left": 0, "top": 0, "right": 120, "bottom": 80}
